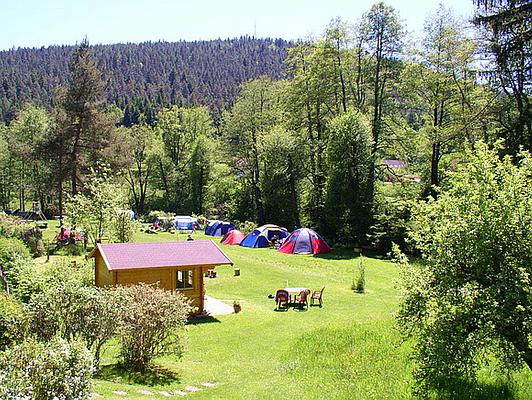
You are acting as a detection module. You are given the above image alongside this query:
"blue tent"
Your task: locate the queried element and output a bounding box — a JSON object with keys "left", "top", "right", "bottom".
{"left": 240, "top": 224, "right": 289, "bottom": 248}
{"left": 205, "top": 220, "right": 235, "bottom": 236}
{"left": 173, "top": 216, "right": 200, "bottom": 230}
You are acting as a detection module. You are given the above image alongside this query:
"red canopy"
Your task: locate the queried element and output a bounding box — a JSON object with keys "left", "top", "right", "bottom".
{"left": 278, "top": 228, "right": 331, "bottom": 255}
{"left": 221, "top": 230, "right": 245, "bottom": 245}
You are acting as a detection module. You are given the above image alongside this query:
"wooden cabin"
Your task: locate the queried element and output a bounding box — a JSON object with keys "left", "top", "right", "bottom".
{"left": 89, "top": 240, "right": 233, "bottom": 314}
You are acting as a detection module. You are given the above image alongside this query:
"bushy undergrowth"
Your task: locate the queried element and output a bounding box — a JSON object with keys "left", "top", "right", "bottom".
{"left": 27, "top": 283, "right": 123, "bottom": 367}
{"left": 7, "top": 258, "right": 93, "bottom": 303}
{"left": 0, "top": 293, "right": 26, "bottom": 351}
{"left": 0, "top": 215, "right": 44, "bottom": 257}
{"left": 0, "top": 338, "right": 93, "bottom": 400}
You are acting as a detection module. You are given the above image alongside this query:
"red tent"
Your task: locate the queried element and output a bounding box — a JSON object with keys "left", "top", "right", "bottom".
{"left": 221, "top": 229, "right": 245, "bottom": 245}
{"left": 278, "top": 228, "right": 331, "bottom": 255}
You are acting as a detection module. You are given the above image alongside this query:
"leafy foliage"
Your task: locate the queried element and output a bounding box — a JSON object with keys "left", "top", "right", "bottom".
{"left": 325, "top": 110, "right": 372, "bottom": 243}
{"left": 0, "top": 338, "right": 93, "bottom": 400}
{"left": 66, "top": 164, "right": 128, "bottom": 245}
{"left": 116, "top": 283, "right": 193, "bottom": 371}
{"left": 397, "top": 142, "right": 531, "bottom": 396}
{"left": 0, "top": 293, "right": 26, "bottom": 351}
{"left": 26, "top": 283, "right": 122, "bottom": 367}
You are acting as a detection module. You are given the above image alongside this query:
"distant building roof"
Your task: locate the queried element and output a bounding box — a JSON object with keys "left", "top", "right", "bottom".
{"left": 90, "top": 240, "right": 233, "bottom": 271}
{"left": 383, "top": 159, "right": 406, "bottom": 168}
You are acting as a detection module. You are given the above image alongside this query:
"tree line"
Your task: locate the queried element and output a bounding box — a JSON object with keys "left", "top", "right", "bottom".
{"left": 0, "top": 37, "right": 289, "bottom": 124}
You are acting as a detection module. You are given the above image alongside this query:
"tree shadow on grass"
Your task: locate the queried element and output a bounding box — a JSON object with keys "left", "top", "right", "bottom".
{"left": 188, "top": 315, "right": 221, "bottom": 325}
{"left": 314, "top": 247, "right": 386, "bottom": 261}
{"left": 95, "top": 364, "right": 182, "bottom": 387}
{"left": 430, "top": 377, "right": 517, "bottom": 400}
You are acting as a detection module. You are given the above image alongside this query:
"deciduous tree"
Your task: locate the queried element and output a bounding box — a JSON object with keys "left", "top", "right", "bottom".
{"left": 398, "top": 142, "right": 531, "bottom": 396}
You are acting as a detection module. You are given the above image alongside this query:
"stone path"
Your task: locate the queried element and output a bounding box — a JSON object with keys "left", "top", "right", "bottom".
{"left": 93, "top": 382, "right": 218, "bottom": 398}
{"left": 204, "top": 296, "right": 234, "bottom": 316}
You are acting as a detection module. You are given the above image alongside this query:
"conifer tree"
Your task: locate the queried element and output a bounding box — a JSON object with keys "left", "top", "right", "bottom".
{"left": 62, "top": 39, "right": 111, "bottom": 196}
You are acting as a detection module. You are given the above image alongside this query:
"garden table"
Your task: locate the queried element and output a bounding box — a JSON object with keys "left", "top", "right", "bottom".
{"left": 284, "top": 287, "right": 310, "bottom": 305}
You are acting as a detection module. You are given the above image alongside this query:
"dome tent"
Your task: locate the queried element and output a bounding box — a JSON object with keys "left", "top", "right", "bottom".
{"left": 205, "top": 220, "right": 235, "bottom": 236}
{"left": 278, "top": 228, "right": 331, "bottom": 255}
{"left": 240, "top": 224, "right": 289, "bottom": 248}
{"left": 220, "top": 229, "right": 245, "bottom": 245}
{"left": 173, "top": 216, "right": 200, "bottom": 230}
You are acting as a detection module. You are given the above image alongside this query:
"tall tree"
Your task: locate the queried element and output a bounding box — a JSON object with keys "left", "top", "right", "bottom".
{"left": 474, "top": 0, "right": 531, "bottom": 154}
{"left": 285, "top": 43, "right": 335, "bottom": 230}
{"left": 398, "top": 142, "right": 531, "bottom": 396}
{"left": 259, "top": 126, "right": 302, "bottom": 229}
{"left": 402, "top": 5, "right": 480, "bottom": 197}
{"left": 155, "top": 105, "right": 214, "bottom": 211}
{"left": 324, "top": 110, "right": 372, "bottom": 244}
{"left": 223, "top": 77, "right": 281, "bottom": 224}
{"left": 7, "top": 105, "right": 53, "bottom": 211}
{"left": 62, "top": 39, "right": 111, "bottom": 196}
{"left": 361, "top": 2, "right": 404, "bottom": 203}
{"left": 188, "top": 135, "right": 214, "bottom": 215}
{"left": 120, "top": 120, "right": 160, "bottom": 215}
{"left": 0, "top": 123, "right": 14, "bottom": 209}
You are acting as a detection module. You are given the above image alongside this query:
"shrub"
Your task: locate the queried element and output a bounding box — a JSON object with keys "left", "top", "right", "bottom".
{"left": 387, "top": 242, "right": 409, "bottom": 265}
{"left": 4, "top": 257, "right": 45, "bottom": 303}
{"left": 7, "top": 258, "right": 93, "bottom": 303}
{"left": 146, "top": 210, "right": 174, "bottom": 223}
{"left": 236, "top": 220, "right": 256, "bottom": 235}
{"left": 0, "top": 216, "right": 44, "bottom": 257}
{"left": 111, "top": 211, "right": 139, "bottom": 243}
{"left": 117, "top": 283, "right": 193, "bottom": 371}
{"left": 20, "top": 226, "right": 44, "bottom": 257}
{"left": 0, "top": 338, "right": 93, "bottom": 400}
{"left": 0, "top": 237, "right": 32, "bottom": 294}
{"left": 26, "top": 284, "right": 123, "bottom": 367}
{"left": 352, "top": 255, "right": 366, "bottom": 293}
{"left": 0, "top": 237, "right": 31, "bottom": 266}
{"left": 0, "top": 215, "right": 34, "bottom": 240}
{"left": 0, "top": 294, "right": 26, "bottom": 351}
{"left": 398, "top": 143, "right": 532, "bottom": 395}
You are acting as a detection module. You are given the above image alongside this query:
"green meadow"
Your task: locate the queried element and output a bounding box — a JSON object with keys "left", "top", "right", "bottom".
{"left": 49, "top": 230, "right": 528, "bottom": 400}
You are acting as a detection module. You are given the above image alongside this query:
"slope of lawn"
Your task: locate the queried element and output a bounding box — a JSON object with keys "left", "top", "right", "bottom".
{"left": 41, "top": 226, "right": 530, "bottom": 399}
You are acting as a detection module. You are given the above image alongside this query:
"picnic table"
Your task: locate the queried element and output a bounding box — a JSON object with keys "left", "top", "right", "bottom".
{"left": 284, "top": 287, "right": 309, "bottom": 295}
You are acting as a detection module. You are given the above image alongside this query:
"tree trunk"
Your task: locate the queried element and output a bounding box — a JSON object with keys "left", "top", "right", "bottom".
{"left": 287, "top": 155, "right": 300, "bottom": 228}
{"left": 430, "top": 141, "right": 441, "bottom": 198}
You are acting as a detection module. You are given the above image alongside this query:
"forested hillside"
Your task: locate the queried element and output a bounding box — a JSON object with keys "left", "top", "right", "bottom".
{"left": 0, "top": 37, "right": 290, "bottom": 123}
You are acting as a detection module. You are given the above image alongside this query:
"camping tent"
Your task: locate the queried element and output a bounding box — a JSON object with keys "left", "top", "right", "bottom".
{"left": 173, "top": 216, "right": 200, "bottom": 230}
{"left": 221, "top": 229, "right": 245, "bottom": 245}
{"left": 278, "top": 228, "right": 331, "bottom": 255}
{"left": 205, "top": 220, "right": 235, "bottom": 236}
{"left": 240, "top": 224, "right": 289, "bottom": 248}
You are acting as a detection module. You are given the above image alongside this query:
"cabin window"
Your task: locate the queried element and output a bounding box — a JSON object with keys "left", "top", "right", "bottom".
{"left": 176, "top": 270, "right": 193, "bottom": 290}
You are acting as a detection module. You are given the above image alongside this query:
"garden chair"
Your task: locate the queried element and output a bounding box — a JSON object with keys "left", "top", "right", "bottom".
{"left": 294, "top": 289, "right": 310, "bottom": 309}
{"left": 275, "top": 289, "right": 290, "bottom": 310}
{"left": 310, "top": 287, "right": 325, "bottom": 307}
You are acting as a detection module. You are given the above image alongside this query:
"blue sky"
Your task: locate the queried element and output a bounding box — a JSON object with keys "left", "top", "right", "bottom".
{"left": 0, "top": 0, "right": 475, "bottom": 50}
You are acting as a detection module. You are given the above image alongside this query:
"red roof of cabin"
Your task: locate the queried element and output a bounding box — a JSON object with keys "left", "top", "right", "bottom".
{"left": 91, "top": 240, "right": 233, "bottom": 271}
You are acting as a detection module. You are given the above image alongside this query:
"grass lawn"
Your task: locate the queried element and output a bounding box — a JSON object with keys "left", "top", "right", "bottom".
{"left": 41, "top": 224, "right": 532, "bottom": 399}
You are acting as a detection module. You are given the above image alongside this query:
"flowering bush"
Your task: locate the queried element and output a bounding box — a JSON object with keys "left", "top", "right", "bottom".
{"left": 0, "top": 338, "right": 93, "bottom": 400}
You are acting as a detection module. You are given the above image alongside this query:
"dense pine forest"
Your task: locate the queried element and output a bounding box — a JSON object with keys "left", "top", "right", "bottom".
{"left": 0, "top": 37, "right": 290, "bottom": 123}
